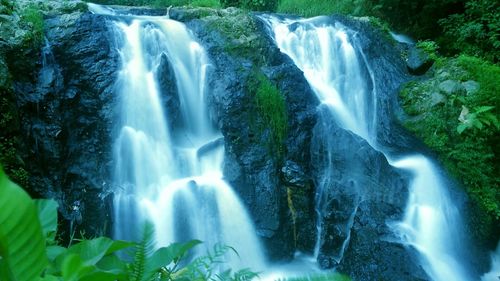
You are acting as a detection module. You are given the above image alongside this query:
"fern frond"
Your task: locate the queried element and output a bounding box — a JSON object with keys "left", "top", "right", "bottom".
{"left": 129, "top": 221, "right": 156, "bottom": 281}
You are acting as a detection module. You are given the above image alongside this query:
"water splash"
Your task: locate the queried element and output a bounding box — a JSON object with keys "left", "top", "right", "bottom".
{"left": 391, "top": 156, "right": 472, "bottom": 281}
{"left": 482, "top": 242, "right": 500, "bottom": 281}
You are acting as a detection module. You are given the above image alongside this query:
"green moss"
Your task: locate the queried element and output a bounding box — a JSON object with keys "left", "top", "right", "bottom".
{"left": 253, "top": 71, "right": 287, "bottom": 156}
{"left": 399, "top": 56, "right": 500, "bottom": 222}
{"left": 19, "top": 4, "right": 45, "bottom": 46}
{"left": 204, "top": 9, "right": 269, "bottom": 65}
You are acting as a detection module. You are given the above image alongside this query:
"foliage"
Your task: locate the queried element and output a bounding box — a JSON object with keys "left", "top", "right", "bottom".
{"left": 190, "top": 0, "right": 221, "bottom": 8}
{"left": 439, "top": 0, "right": 500, "bottom": 63}
{"left": 220, "top": 0, "right": 277, "bottom": 11}
{"left": 252, "top": 71, "right": 287, "bottom": 156}
{"left": 415, "top": 40, "right": 439, "bottom": 61}
{"left": 0, "top": 0, "right": 14, "bottom": 15}
{"left": 0, "top": 167, "right": 259, "bottom": 280}
{"left": 457, "top": 105, "right": 499, "bottom": 134}
{"left": 0, "top": 166, "right": 47, "bottom": 281}
{"left": 277, "top": 0, "right": 370, "bottom": 18}
{"left": 19, "top": 4, "right": 45, "bottom": 46}
{"left": 399, "top": 56, "right": 500, "bottom": 221}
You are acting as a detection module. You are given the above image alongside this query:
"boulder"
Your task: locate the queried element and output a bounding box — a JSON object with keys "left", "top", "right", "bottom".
{"left": 438, "top": 79, "right": 465, "bottom": 95}
{"left": 462, "top": 80, "right": 480, "bottom": 95}
{"left": 406, "top": 47, "right": 434, "bottom": 75}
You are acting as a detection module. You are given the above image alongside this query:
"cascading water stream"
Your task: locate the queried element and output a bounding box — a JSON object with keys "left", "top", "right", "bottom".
{"left": 262, "top": 15, "right": 473, "bottom": 280}
{"left": 482, "top": 242, "right": 500, "bottom": 281}
{"left": 99, "top": 9, "right": 267, "bottom": 271}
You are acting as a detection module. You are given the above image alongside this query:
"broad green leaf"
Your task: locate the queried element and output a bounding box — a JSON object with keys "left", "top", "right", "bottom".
{"left": 66, "top": 237, "right": 132, "bottom": 266}
{"left": 0, "top": 167, "right": 48, "bottom": 281}
{"left": 37, "top": 274, "right": 61, "bottom": 281}
{"left": 474, "top": 105, "right": 494, "bottom": 113}
{"left": 457, "top": 123, "right": 468, "bottom": 134}
{"left": 47, "top": 245, "right": 67, "bottom": 262}
{"left": 61, "top": 254, "right": 94, "bottom": 281}
{"left": 34, "top": 199, "right": 59, "bottom": 243}
{"left": 149, "top": 240, "right": 202, "bottom": 271}
{"left": 97, "top": 254, "right": 129, "bottom": 274}
{"left": 80, "top": 270, "right": 125, "bottom": 281}
{"left": 106, "top": 239, "right": 135, "bottom": 255}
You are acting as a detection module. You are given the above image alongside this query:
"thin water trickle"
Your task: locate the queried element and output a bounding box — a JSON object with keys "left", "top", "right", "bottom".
{"left": 263, "top": 15, "right": 473, "bottom": 281}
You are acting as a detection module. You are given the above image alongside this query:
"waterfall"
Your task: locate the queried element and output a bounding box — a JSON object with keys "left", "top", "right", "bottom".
{"left": 262, "top": 15, "right": 473, "bottom": 280}
{"left": 107, "top": 13, "right": 266, "bottom": 271}
{"left": 482, "top": 242, "right": 500, "bottom": 281}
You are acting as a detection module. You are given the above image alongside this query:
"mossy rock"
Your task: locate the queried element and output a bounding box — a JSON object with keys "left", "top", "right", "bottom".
{"left": 398, "top": 56, "right": 500, "bottom": 223}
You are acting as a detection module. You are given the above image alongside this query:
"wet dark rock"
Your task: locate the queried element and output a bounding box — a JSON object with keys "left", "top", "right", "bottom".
{"left": 407, "top": 47, "right": 434, "bottom": 75}
{"left": 439, "top": 79, "right": 465, "bottom": 95}
{"left": 7, "top": 12, "right": 120, "bottom": 238}
{"left": 157, "top": 54, "right": 181, "bottom": 127}
{"left": 281, "top": 160, "right": 307, "bottom": 187}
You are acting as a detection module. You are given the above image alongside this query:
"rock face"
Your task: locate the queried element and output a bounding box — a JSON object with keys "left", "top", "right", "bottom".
{"left": 406, "top": 46, "right": 434, "bottom": 75}
{"left": 185, "top": 10, "right": 319, "bottom": 259}
{"left": 6, "top": 11, "right": 120, "bottom": 237}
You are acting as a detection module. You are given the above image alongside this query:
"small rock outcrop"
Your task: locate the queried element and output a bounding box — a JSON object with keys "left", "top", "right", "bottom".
{"left": 406, "top": 46, "right": 434, "bottom": 75}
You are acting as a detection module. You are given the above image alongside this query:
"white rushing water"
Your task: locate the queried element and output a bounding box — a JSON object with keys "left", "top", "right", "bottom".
{"left": 482, "top": 242, "right": 500, "bottom": 281}
{"left": 263, "top": 15, "right": 472, "bottom": 281}
{"left": 262, "top": 16, "right": 376, "bottom": 262}
{"left": 110, "top": 14, "right": 266, "bottom": 271}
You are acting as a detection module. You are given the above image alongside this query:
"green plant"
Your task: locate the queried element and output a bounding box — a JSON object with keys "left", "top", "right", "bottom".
{"left": 457, "top": 105, "right": 499, "bottom": 134}
{"left": 191, "top": 0, "right": 221, "bottom": 8}
{"left": 19, "top": 4, "right": 44, "bottom": 46}
{"left": 0, "top": 166, "right": 47, "bottom": 281}
{"left": 220, "top": 0, "right": 240, "bottom": 8}
{"left": 253, "top": 72, "right": 287, "bottom": 156}
{"left": 439, "top": 0, "right": 500, "bottom": 62}
{"left": 220, "top": 0, "right": 276, "bottom": 11}
{"left": 277, "top": 0, "right": 362, "bottom": 17}
{"left": 0, "top": 167, "right": 260, "bottom": 280}
{"left": 416, "top": 40, "right": 439, "bottom": 61}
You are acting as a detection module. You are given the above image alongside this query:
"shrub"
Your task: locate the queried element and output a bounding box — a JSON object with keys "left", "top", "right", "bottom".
{"left": 277, "top": 0, "right": 370, "bottom": 18}
{"left": 191, "top": 0, "right": 221, "bottom": 8}
{"left": 19, "top": 4, "right": 44, "bottom": 46}
{"left": 439, "top": 0, "right": 500, "bottom": 63}
{"left": 220, "top": 0, "right": 277, "bottom": 11}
